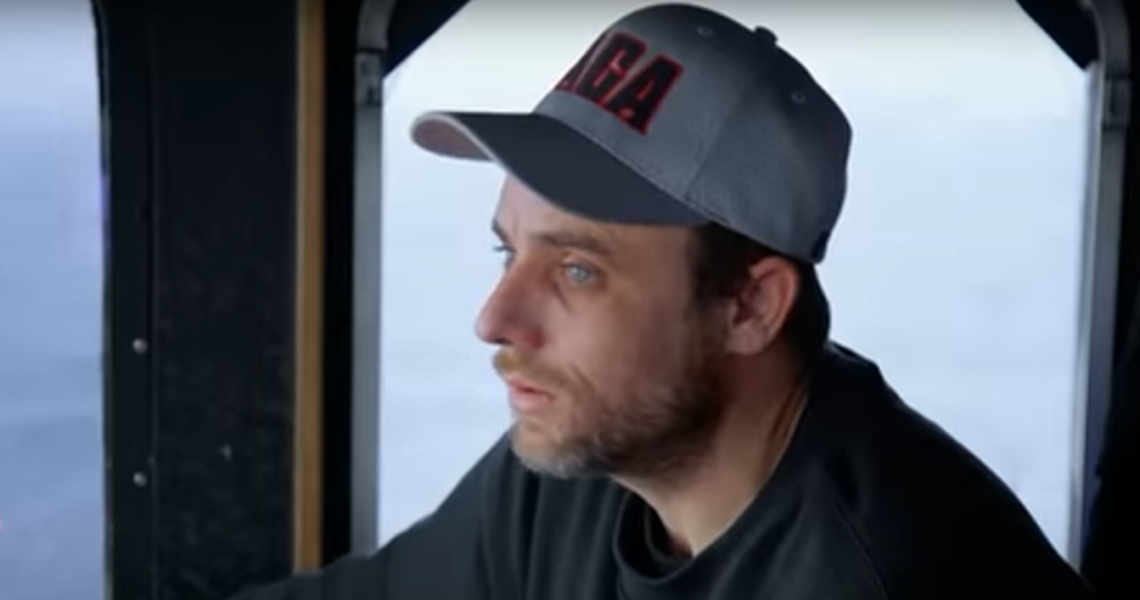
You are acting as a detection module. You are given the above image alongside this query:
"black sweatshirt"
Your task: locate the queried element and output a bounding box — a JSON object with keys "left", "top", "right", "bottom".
{"left": 230, "top": 344, "right": 1092, "bottom": 600}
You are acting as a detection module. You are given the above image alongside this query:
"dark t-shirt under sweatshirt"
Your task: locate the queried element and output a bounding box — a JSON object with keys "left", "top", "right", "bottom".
{"left": 231, "top": 343, "right": 1092, "bottom": 600}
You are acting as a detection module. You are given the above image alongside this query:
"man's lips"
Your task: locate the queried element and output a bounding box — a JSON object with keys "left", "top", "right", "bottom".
{"left": 504, "top": 377, "right": 555, "bottom": 412}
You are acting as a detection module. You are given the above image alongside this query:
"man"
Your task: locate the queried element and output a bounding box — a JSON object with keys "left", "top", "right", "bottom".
{"left": 233, "top": 4, "right": 1091, "bottom": 599}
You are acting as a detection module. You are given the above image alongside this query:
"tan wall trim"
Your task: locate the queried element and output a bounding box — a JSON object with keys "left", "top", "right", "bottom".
{"left": 294, "top": 0, "right": 327, "bottom": 571}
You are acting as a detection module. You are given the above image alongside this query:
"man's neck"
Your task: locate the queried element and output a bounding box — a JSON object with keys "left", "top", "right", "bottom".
{"left": 616, "top": 353, "right": 809, "bottom": 557}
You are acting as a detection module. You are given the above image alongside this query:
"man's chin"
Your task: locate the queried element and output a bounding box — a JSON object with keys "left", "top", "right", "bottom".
{"left": 507, "top": 421, "right": 559, "bottom": 463}
{"left": 508, "top": 424, "right": 597, "bottom": 479}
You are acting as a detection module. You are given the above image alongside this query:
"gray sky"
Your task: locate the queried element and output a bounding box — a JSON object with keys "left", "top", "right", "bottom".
{"left": 0, "top": 0, "right": 98, "bottom": 124}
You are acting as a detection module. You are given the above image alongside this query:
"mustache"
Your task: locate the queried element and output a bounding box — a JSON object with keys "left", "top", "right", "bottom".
{"left": 492, "top": 349, "right": 568, "bottom": 390}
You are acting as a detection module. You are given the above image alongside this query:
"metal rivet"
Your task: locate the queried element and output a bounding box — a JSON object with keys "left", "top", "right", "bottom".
{"left": 132, "top": 338, "right": 148, "bottom": 354}
{"left": 132, "top": 472, "right": 148, "bottom": 488}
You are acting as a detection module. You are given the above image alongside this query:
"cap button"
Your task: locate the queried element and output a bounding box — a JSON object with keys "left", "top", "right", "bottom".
{"left": 753, "top": 26, "right": 778, "bottom": 46}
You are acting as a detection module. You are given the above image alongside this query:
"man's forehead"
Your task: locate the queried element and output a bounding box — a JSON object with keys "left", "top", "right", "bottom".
{"left": 491, "top": 176, "right": 694, "bottom": 260}
{"left": 494, "top": 176, "right": 613, "bottom": 235}
{"left": 496, "top": 176, "right": 567, "bottom": 214}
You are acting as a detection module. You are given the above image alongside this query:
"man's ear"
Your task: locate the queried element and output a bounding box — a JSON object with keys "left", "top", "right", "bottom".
{"left": 722, "top": 256, "right": 800, "bottom": 356}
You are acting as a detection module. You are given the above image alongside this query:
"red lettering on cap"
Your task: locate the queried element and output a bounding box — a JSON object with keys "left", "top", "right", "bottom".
{"left": 553, "top": 32, "right": 683, "bottom": 134}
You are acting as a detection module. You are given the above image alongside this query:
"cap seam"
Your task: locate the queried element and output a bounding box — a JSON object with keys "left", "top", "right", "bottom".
{"left": 679, "top": 76, "right": 754, "bottom": 228}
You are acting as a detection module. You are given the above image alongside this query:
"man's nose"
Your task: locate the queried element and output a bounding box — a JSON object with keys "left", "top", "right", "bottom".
{"left": 474, "top": 270, "right": 543, "bottom": 351}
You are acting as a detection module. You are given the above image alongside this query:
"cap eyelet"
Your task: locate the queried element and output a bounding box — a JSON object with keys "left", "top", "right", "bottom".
{"left": 696, "top": 26, "right": 714, "bottom": 37}
{"left": 790, "top": 91, "right": 807, "bottom": 104}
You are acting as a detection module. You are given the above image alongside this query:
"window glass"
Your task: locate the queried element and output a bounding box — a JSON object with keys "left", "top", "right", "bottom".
{"left": 0, "top": 2, "right": 105, "bottom": 599}
{"left": 377, "top": 0, "right": 1089, "bottom": 554}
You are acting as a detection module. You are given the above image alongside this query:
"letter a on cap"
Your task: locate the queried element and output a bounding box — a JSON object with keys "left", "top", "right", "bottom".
{"left": 554, "top": 31, "right": 683, "bottom": 134}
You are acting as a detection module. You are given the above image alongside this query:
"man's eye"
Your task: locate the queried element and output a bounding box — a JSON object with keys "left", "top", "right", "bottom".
{"left": 493, "top": 244, "right": 514, "bottom": 267}
{"left": 562, "top": 263, "right": 598, "bottom": 286}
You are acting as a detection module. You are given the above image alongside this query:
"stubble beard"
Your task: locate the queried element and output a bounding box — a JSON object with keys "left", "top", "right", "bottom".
{"left": 497, "top": 316, "right": 727, "bottom": 481}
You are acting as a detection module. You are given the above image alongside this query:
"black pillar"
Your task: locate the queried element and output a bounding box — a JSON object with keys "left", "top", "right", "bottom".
{"left": 99, "top": 2, "right": 304, "bottom": 598}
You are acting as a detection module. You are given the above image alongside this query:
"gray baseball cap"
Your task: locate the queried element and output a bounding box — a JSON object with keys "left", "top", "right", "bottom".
{"left": 410, "top": 3, "right": 852, "bottom": 264}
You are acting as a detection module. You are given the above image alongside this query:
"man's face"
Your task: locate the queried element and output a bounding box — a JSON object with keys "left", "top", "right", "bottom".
{"left": 476, "top": 177, "right": 730, "bottom": 479}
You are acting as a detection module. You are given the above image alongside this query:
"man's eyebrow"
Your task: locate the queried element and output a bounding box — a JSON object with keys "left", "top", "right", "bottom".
{"left": 491, "top": 220, "right": 613, "bottom": 256}
{"left": 534, "top": 229, "right": 613, "bottom": 256}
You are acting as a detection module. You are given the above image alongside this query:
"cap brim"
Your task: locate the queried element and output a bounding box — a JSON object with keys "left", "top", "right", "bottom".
{"left": 409, "top": 111, "right": 711, "bottom": 227}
